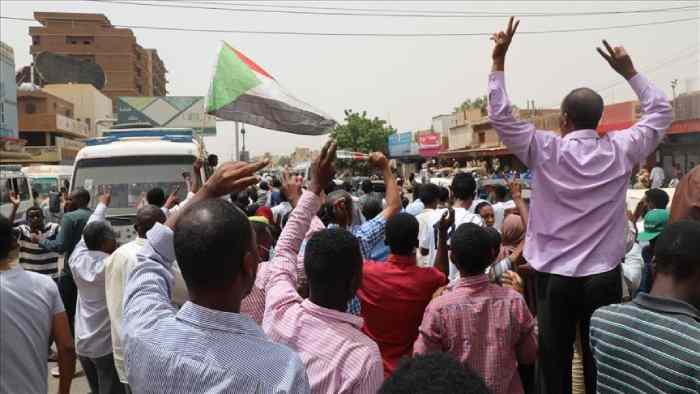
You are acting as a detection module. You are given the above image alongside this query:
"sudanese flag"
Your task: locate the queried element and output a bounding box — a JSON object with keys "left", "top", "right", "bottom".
{"left": 207, "top": 42, "right": 335, "bottom": 135}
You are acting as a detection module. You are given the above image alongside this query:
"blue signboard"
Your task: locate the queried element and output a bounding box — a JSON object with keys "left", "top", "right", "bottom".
{"left": 388, "top": 132, "right": 413, "bottom": 157}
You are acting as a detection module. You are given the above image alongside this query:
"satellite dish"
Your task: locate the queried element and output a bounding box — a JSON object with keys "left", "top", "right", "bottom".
{"left": 34, "top": 52, "right": 106, "bottom": 90}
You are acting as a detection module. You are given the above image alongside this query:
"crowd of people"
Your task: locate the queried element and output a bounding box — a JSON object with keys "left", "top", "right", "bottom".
{"left": 2, "top": 18, "right": 699, "bottom": 394}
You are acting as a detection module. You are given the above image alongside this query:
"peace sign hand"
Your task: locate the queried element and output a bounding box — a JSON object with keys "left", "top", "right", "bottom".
{"left": 597, "top": 40, "right": 637, "bottom": 80}
{"left": 491, "top": 16, "right": 520, "bottom": 62}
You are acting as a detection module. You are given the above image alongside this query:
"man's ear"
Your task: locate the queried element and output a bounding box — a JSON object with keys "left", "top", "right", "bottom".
{"left": 242, "top": 251, "right": 258, "bottom": 283}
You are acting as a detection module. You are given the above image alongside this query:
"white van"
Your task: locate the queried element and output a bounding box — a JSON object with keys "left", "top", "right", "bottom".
{"left": 1, "top": 165, "right": 35, "bottom": 224}
{"left": 22, "top": 165, "right": 73, "bottom": 198}
{"left": 71, "top": 128, "right": 208, "bottom": 243}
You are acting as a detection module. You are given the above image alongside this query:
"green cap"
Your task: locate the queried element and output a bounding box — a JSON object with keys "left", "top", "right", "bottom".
{"left": 638, "top": 209, "right": 669, "bottom": 242}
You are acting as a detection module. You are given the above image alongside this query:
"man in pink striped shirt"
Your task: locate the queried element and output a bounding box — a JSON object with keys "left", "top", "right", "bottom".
{"left": 413, "top": 223, "right": 537, "bottom": 394}
{"left": 264, "top": 141, "right": 384, "bottom": 394}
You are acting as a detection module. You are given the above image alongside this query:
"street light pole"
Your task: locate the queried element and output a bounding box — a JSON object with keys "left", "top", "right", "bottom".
{"left": 234, "top": 121, "right": 240, "bottom": 161}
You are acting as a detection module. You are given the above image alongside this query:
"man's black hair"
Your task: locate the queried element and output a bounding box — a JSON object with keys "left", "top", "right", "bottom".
{"left": 653, "top": 220, "right": 700, "bottom": 281}
{"left": 438, "top": 186, "right": 450, "bottom": 203}
{"left": 418, "top": 183, "right": 441, "bottom": 207}
{"left": 474, "top": 201, "right": 492, "bottom": 216}
{"left": 83, "top": 221, "right": 116, "bottom": 251}
{"left": 645, "top": 188, "right": 670, "bottom": 210}
{"left": 484, "top": 226, "right": 502, "bottom": 257}
{"left": 174, "top": 199, "right": 252, "bottom": 290}
{"left": 494, "top": 184, "right": 508, "bottom": 200}
{"left": 207, "top": 154, "right": 218, "bottom": 167}
{"left": 342, "top": 181, "right": 353, "bottom": 193}
{"left": 385, "top": 213, "right": 419, "bottom": 256}
{"left": 147, "top": 187, "right": 166, "bottom": 208}
{"left": 361, "top": 179, "right": 373, "bottom": 194}
{"left": 379, "top": 352, "right": 490, "bottom": 394}
{"left": 251, "top": 220, "right": 271, "bottom": 240}
{"left": 245, "top": 203, "right": 260, "bottom": 217}
{"left": 451, "top": 223, "right": 494, "bottom": 275}
{"left": 259, "top": 181, "right": 269, "bottom": 191}
{"left": 561, "top": 87, "right": 605, "bottom": 130}
{"left": 135, "top": 205, "right": 166, "bottom": 238}
{"left": 304, "top": 228, "right": 362, "bottom": 300}
{"left": 451, "top": 172, "right": 477, "bottom": 201}
{"left": 271, "top": 177, "right": 282, "bottom": 188}
{"left": 362, "top": 196, "right": 383, "bottom": 221}
{"left": 0, "top": 215, "right": 15, "bottom": 260}
{"left": 71, "top": 188, "right": 91, "bottom": 208}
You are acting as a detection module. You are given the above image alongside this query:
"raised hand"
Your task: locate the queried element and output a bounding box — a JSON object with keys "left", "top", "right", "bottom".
{"left": 501, "top": 270, "right": 524, "bottom": 294}
{"left": 508, "top": 176, "right": 522, "bottom": 200}
{"left": 99, "top": 191, "right": 112, "bottom": 207}
{"left": 9, "top": 191, "right": 20, "bottom": 207}
{"left": 438, "top": 207, "right": 455, "bottom": 236}
{"left": 597, "top": 40, "right": 637, "bottom": 80}
{"left": 310, "top": 140, "right": 337, "bottom": 195}
{"left": 202, "top": 160, "right": 270, "bottom": 199}
{"left": 281, "top": 169, "right": 303, "bottom": 207}
{"left": 368, "top": 152, "right": 389, "bottom": 170}
{"left": 164, "top": 185, "right": 181, "bottom": 209}
{"left": 491, "top": 16, "right": 520, "bottom": 68}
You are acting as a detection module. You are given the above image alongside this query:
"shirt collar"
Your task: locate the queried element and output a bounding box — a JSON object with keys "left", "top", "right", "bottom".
{"left": 454, "top": 274, "right": 489, "bottom": 289}
{"left": 633, "top": 293, "right": 700, "bottom": 321}
{"left": 562, "top": 129, "right": 599, "bottom": 140}
{"left": 387, "top": 254, "right": 417, "bottom": 266}
{"left": 300, "top": 299, "right": 364, "bottom": 329}
{"left": 176, "top": 302, "right": 266, "bottom": 336}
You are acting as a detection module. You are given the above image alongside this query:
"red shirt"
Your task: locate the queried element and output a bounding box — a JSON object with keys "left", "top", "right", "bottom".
{"left": 357, "top": 254, "right": 447, "bottom": 377}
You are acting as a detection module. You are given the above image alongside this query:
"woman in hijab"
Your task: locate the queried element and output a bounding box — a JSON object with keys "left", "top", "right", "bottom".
{"left": 670, "top": 165, "right": 700, "bottom": 223}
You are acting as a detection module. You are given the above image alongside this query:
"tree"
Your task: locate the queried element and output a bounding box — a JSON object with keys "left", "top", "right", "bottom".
{"left": 330, "top": 110, "right": 396, "bottom": 173}
{"left": 277, "top": 155, "right": 292, "bottom": 167}
{"left": 454, "top": 95, "right": 488, "bottom": 115}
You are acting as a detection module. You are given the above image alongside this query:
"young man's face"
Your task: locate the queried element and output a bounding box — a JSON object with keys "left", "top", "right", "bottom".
{"left": 27, "top": 210, "right": 44, "bottom": 231}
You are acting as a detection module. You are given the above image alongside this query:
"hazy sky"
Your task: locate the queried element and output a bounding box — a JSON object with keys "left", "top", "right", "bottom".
{"left": 2, "top": 1, "right": 699, "bottom": 159}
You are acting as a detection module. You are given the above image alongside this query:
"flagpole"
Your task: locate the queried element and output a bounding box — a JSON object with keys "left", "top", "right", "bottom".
{"left": 234, "top": 121, "right": 240, "bottom": 161}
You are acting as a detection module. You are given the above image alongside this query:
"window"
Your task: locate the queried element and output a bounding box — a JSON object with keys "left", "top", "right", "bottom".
{"left": 32, "top": 36, "right": 40, "bottom": 45}
{"left": 66, "top": 36, "right": 94, "bottom": 45}
{"left": 65, "top": 109, "right": 72, "bottom": 118}
{"left": 478, "top": 132, "right": 486, "bottom": 145}
{"left": 25, "top": 102, "right": 37, "bottom": 114}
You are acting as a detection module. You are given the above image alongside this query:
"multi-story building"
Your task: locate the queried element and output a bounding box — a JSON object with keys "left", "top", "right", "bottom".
{"left": 43, "top": 83, "right": 113, "bottom": 137}
{"left": 1, "top": 41, "right": 18, "bottom": 138}
{"left": 17, "top": 88, "right": 88, "bottom": 164}
{"left": 28, "top": 12, "right": 167, "bottom": 102}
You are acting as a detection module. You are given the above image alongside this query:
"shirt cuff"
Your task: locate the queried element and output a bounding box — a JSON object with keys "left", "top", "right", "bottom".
{"left": 628, "top": 73, "right": 649, "bottom": 97}
{"left": 146, "top": 222, "right": 176, "bottom": 265}
{"left": 489, "top": 71, "right": 505, "bottom": 81}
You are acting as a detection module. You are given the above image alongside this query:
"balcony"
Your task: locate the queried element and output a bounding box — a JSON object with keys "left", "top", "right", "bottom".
{"left": 19, "top": 114, "right": 89, "bottom": 139}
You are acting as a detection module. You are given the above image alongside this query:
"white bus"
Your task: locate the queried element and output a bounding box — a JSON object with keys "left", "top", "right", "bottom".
{"left": 22, "top": 165, "right": 73, "bottom": 198}
{"left": 1, "top": 165, "right": 35, "bottom": 224}
{"left": 71, "top": 128, "right": 208, "bottom": 243}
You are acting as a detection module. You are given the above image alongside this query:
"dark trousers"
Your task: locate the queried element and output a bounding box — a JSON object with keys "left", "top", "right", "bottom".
{"left": 57, "top": 271, "right": 77, "bottom": 336}
{"left": 79, "top": 353, "right": 125, "bottom": 394}
{"left": 535, "top": 265, "right": 622, "bottom": 394}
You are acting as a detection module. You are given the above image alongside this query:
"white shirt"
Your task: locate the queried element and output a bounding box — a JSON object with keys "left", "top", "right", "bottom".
{"left": 70, "top": 203, "right": 113, "bottom": 358}
{"left": 161, "top": 192, "right": 196, "bottom": 217}
{"left": 419, "top": 207, "right": 484, "bottom": 279}
{"left": 271, "top": 201, "right": 292, "bottom": 224}
{"left": 415, "top": 208, "right": 435, "bottom": 267}
{"left": 650, "top": 166, "right": 665, "bottom": 189}
{"left": 105, "top": 238, "right": 189, "bottom": 382}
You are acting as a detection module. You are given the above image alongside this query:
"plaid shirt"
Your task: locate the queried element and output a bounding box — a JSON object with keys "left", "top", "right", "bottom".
{"left": 264, "top": 191, "right": 384, "bottom": 394}
{"left": 414, "top": 274, "right": 538, "bottom": 394}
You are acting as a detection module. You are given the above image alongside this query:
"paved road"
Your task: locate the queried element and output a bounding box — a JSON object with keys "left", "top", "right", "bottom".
{"left": 46, "top": 360, "right": 90, "bottom": 393}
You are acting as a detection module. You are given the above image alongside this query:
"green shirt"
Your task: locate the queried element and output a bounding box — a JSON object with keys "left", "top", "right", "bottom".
{"left": 39, "top": 207, "right": 92, "bottom": 275}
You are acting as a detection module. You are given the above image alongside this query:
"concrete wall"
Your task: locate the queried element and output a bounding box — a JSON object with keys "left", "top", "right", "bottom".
{"left": 43, "top": 84, "right": 113, "bottom": 137}
{"left": 448, "top": 124, "right": 473, "bottom": 150}
{"left": 0, "top": 41, "right": 18, "bottom": 138}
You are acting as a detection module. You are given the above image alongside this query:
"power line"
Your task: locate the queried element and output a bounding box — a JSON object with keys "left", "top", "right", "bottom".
{"left": 2, "top": 15, "right": 698, "bottom": 37}
{"left": 87, "top": 0, "right": 699, "bottom": 18}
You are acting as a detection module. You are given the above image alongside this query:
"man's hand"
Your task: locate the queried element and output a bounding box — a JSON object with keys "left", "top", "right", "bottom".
{"left": 309, "top": 140, "right": 337, "bottom": 196}
{"left": 501, "top": 270, "right": 524, "bottom": 294}
{"left": 164, "top": 185, "right": 181, "bottom": 209}
{"left": 201, "top": 160, "right": 269, "bottom": 199}
{"left": 491, "top": 16, "right": 520, "bottom": 71}
{"left": 9, "top": 191, "right": 20, "bottom": 207}
{"left": 597, "top": 40, "right": 637, "bottom": 80}
{"left": 281, "top": 169, "right": 303, "bottom": 207}
{"left": 99, "top": 192, "right": 112, "bottom": 207}
{"left": 193, "top": 158, "right": 204, "bottom": 172}
{"left": 368, "top": 152, "right": 389, "bottom": 170}
{"left": 438, "top": 208, "right": 455, "bottom": 236}
{"left": 509, "top": 176, "right": 522, "bottom": 200}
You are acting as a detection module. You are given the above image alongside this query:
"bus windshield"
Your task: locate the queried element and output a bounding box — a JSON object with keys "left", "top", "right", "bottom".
{"left": 30, "top": 177, "right": 59, "bottom": 199}
{"left": 72, "top": 155, "right": 196, "bottom": 216}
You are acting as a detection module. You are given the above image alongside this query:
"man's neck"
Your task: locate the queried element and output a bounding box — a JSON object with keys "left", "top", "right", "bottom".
{"left": 191, "top": 291, "right": 242, "bottom": 313}
{"left": 309, "top": 293, "right": 349, "bottom": 313}
{"left": 649, "top": 275, "right": 694, "bottom": 306}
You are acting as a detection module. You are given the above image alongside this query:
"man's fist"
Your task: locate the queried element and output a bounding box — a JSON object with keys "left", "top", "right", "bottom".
{"left": 368, "top": 152, "right": 389, "bottom": 170}
{"left": 597, "top": 40, "right": 637, "bottom": 80}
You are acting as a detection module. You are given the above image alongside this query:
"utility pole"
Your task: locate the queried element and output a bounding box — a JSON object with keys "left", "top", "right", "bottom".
{"left": 671, "top": 79, "right": 679, "bottom": 113}
{"left": 234, "top": 121, "right": 240, "bottom": 161}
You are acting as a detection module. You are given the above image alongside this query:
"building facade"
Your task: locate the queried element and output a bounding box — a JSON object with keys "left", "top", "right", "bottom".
{"left": 43, "top": 83, "right": 113, "bottom": 137}
{"left": 1, "top": 41, "right": 19, "bottom": 138}
{"left": 29, "top": 12, "right": 167, "bottom": 102}
{"left": 17, "top": 88, "right": 87, "bottom": 164}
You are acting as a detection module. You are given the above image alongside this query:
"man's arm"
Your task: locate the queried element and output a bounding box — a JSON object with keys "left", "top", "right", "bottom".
{"left": 263, "top": 141, "right": 336, "bottom": 329}
{"left": 434, "top": 208, "right": 454, "bottom": 277}
{"left": 40, "top": 214, "right": 71, "bottom": 253}
{"left": 8, "top": 192, "right": 20, "bottom": 224}
{"left": 413, "top": 302, "right": 446, "bottom": 355}
{"left": 52, "top": 312, "right": 76, "bottom": 394}
{"left": 370, "top": 153, "right": 401, "bottom": 220}
{"left": 513, "top": 296, "right": 538, "bottom": 365}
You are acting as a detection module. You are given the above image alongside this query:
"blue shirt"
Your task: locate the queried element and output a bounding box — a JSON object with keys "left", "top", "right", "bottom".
{"left": 122, "top": 223, "right": 310, "bottom": 393}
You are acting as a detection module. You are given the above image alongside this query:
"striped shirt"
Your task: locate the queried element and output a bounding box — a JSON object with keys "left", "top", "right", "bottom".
{"left": 16, "top": 223, "right": 60, "bottom": 279}
{"left": 264, "top": 191, "right": 384, "bottom": 394}
{"left": 590, "top": 293, "right": 700, "bottom": 394}
{"left": 122, "top": 222, "right": 311, "bottom": 394}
